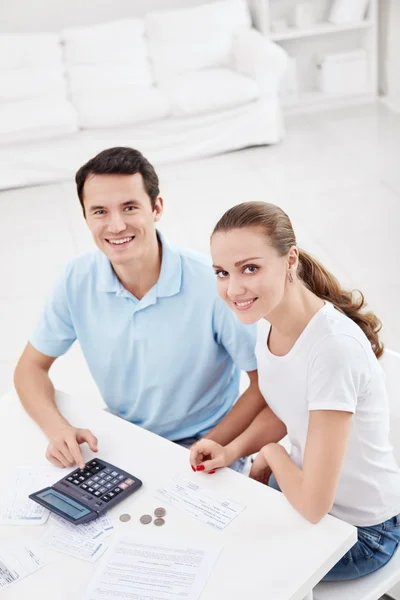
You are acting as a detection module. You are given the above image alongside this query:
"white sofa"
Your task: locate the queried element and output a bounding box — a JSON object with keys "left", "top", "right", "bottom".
{"left": 0, "top": 0, "right": 288, "bottom": 190}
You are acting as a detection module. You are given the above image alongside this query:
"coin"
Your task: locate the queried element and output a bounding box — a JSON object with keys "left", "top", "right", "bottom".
{"left": 154, "top": 517, "right": 165, "bottom": 527}
{"left": 119, "top": 513, "right": 131, "bottom": 522}
{"left": 140, "top": 514, "right": 152, "bottom": 525}
{"left": 154, "top": 507, "right": 166, "bottom": 518}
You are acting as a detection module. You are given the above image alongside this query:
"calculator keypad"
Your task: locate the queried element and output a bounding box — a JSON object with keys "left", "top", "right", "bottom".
{"left": 65, "top": 460, "right": 136, "bottom": 505}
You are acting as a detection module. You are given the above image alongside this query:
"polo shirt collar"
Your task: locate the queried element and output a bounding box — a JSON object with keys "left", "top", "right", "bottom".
{"left": 97, "top": 230, "right": 182, "bottom": 301}
{"left": 155, "top": 230, "right": 182, "bottom": 298}
{"left": 97, "top": 253, "right": 122, "bottom": 293}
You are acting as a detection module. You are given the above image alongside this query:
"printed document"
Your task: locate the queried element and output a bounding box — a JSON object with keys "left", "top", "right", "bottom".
{"left": 155, "top": 475, "right": 246, "bottom": 530}
{"left": 84, "top": 534, "right": 221, "bottom": 600}
{"left": 51, "top": 511, "right": 114, "bottom": 540}
{"left": 0, "top": 466, "right": 60, "bottom": 525}
{"left": 0, "top": 542, "right": 46, "bottom": 589}
{"left": 41, "top": 526, "right": 108, "bottom": 563}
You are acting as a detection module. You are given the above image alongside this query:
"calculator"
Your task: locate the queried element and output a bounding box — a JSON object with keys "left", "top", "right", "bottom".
{"left": 29, "top": 458, "right": 142, "bottom": 524}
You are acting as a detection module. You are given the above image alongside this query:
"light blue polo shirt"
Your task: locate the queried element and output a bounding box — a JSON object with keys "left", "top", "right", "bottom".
{"left": 30, "top": 231, "right": 257, "bottom": 440}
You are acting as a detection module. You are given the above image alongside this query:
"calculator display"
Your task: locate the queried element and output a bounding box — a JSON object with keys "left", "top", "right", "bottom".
{"left": 37, "top": 489, "right": 91, "bottom": 520}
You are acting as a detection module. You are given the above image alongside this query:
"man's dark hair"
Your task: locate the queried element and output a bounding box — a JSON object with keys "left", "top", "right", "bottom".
{"left": 75, "top": 147, "right": 160, "bottom": 216}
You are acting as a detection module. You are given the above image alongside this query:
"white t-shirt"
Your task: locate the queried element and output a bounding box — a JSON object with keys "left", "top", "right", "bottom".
{"left": 256, "top": 302, "right": 400, "bottom": 527}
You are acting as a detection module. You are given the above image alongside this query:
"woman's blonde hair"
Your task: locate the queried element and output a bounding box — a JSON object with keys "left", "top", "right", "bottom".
{"left": 212, "top": 201, "right": 384, "bottom": 359}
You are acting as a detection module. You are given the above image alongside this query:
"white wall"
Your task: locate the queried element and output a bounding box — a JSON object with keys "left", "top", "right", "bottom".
{"left": 0, "top": 0, "right": 215, "bottom": 32}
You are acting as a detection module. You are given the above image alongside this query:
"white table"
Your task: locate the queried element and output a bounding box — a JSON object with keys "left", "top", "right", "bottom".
{"left": 0, "top": 390, "right": 357, "bottom": 600}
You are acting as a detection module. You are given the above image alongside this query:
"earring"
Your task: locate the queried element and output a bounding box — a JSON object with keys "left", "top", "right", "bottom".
{"left": 288, "top": 271, "right": 293, "bottom": 283}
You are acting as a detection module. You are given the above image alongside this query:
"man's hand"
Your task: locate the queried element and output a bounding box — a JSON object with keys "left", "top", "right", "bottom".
{"left": 249, "top": 447, "right": 272, "bottom": 485}
{"left": 189, "top": 439, "right": 232, "bottom": 474}
{"left": 45, "top": 426, "right": 98, "bottom": 469}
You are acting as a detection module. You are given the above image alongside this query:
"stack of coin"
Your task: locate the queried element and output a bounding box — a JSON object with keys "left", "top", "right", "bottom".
{"left": 119, "top": 507, "right": 168, "bottom": 526}
{"left": 137, "top": 507, "right": 167, "bottom": 526}
{"left": 153, "top": 507, "right": 166, "bottom": 526}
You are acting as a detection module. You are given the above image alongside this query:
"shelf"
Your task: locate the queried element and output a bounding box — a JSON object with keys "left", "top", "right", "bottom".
{"left": 271, "top": 20, "right": 373, "bottom": 42}
{"left": 282, "top": 91, "right": 376, "bottom": 114}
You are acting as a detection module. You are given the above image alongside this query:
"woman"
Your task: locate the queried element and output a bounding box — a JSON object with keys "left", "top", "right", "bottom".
{"left": 190, "top": 201, "right": 400, "bottom": 581}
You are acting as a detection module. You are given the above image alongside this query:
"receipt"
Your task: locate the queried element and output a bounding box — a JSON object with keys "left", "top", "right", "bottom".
{"left": 0, "top": 466, "right": 60, "bottom": 525}
{"left": 155, "top": 475, "right": 246, "bottom": 530}
{"left": 51, "top": 512, "right": 113, "bottom": 540}
{"left": 41, "top": 526, "right": 108, "bottom": 562}
{"left": 97, "top": 512, "right": 114, "bottom": 532}
{"left": 0, "top": 542, "right": 46, "bottom": 589}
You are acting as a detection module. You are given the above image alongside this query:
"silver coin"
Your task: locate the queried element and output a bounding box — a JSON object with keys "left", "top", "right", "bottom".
{"left": 154, "top": 517, "right": 165, "bottom": 527}
{"left": 140, "top": 514, "right": 152, "bottom": 525}
{"left": 154, "top": 507, "right": 166, "bottom": 518}
{"left": 119, "top": 513, "right": 131, "bottom": 522}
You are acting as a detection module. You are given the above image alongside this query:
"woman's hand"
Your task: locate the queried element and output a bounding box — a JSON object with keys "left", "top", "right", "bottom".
{"left": 189, "top": 439, "right": 232, "bottom": 474}
{"left": 249, "top": 448, "right": 272, "bottom": 485}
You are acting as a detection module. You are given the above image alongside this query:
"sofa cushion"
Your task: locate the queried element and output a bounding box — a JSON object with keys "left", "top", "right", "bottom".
{"left": 71, "top": 87, "right": 170, "bottom": 129}
{"left": 0, "top": 67, "right": 67, "bottom": 100}
{"left": 67, "top": 64, "right": 151, "bottom": 94}
{"left": 0, "top": 32, "right": 78, "bottom": 144}
{"left": 0, "top": 97, "right": 78, "bottom": 145}
{"left": 163, "top": 68, "right": 259, "bottom": 116}
{"left": 63, "top": 19, "right": 159, "bottom": 128}
{"left": 0, "top": 33, "right": 63, "bottom": 69}
{"left": 146, "top": 0, "right": 251, "bottom": 81}
{"left": 62, "top": 19, "right": 153, "bottom": 86}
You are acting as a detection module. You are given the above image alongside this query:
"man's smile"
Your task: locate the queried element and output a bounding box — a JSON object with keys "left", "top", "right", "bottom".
{"left": 105, "top": 236, "right": 135, "bottom": 247}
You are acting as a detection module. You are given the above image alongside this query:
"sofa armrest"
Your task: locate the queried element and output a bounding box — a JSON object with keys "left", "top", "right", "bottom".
{"left": 233, "top": 28, "right": 288, "bottom": 97}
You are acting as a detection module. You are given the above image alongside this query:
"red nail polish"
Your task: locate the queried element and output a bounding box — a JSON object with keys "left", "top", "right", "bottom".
{"left": 208, "top": 470, "right": 216, "bottom": 474}
{"left": 197, "top": 465, "right": 205, "bottom": 471}
{"left": 191, "top": 465, "right": 196, "bottom": 472}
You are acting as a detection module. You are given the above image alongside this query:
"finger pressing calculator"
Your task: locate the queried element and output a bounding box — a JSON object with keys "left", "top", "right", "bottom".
{"left": 29, "top": 459, "right": 142, "bottom": 524}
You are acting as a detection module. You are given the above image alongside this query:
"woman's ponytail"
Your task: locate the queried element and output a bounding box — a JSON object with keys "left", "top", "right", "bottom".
{"left": 298, "top": 249, "right": 384, "bottom": 359}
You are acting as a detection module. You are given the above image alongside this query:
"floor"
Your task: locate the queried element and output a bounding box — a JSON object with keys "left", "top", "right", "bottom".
{"left": 1, "top": 101, "right": 400, "bottom": 413}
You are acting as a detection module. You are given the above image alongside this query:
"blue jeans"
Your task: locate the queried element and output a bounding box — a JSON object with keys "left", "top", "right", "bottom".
{"left": 175, "top": 436, "right": 247, "bottom": 473}
{"left": 268, "top": 473, "right": 400, "bottom": 581}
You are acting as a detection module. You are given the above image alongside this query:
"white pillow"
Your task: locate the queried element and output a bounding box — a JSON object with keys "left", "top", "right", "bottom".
{"left": 0, "top": 33, "right": 63, "bottom": 69}
{"left": 162, "top": 69, "right": 259, "bottom": 117}
{"left": 68, "top": 64, "right": 152, "bottom": 95}
{"left": 0, "top": 97, "right": 78, "bottom": 143}
{"left": 146, "top": 0, "right": 251, "bottom": 80}
{"left": 0, "top": 68, "right": 67, "bottom": 100}
{"left": 72, "top": 88, "right": 170, "bottom": 129}
{"left": 62, "top": 19, "right": 152, "bottom": 86}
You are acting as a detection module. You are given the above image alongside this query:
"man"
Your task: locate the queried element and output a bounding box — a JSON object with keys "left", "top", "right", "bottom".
{"left": 14, "top": 147, "right": 280, "bottom": 471}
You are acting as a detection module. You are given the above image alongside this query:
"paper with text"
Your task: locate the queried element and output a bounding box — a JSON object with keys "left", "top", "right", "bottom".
{"left": 97, "top": 512, "right": 113, "bottom": 532}
{"left": 52, "top": 511, "right": 114, "bottom": 540}
{"left": 41, "top": 526, "right": 108, "bottom": 562}
{"left": 0, "top": 542, "right": 46, "bottom": 589}
{"left": 84, "top": 534, "right": 221, "bottom": 600}
{"left": 0, "top": 466, "right": 61, "bottom": 525}
{"left": 155, "top": 475, "right": 246, "bottom": 530}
